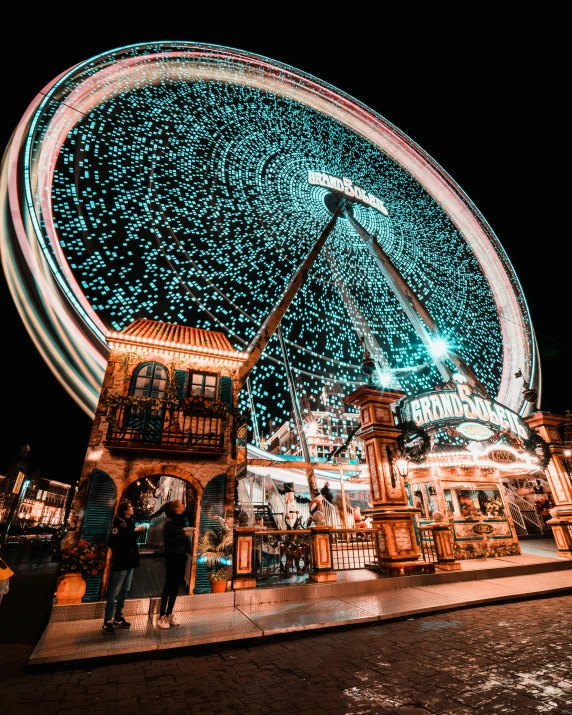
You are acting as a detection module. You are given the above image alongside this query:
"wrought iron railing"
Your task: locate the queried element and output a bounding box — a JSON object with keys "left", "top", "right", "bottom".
{"left": 250, "top": 530, "right": 313, "bottom": 578}
{"left": 330, "top": 529, "right": 377, "bottom": 570}
{"left": 236, "top": 527, "right": 381, "bottom": 582}
{"left": 418, "top": 525, "right": 438, "bottom": 563}
{"left": 106, "top": 403, "right": 225, "bottom": 450}
{"left": 135, "top": 528, "right": 148, "bottom": 546}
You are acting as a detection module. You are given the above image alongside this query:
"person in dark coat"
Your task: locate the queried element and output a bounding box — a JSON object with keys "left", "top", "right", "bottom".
{"left": 320, "top": 481, "right": 334, "bottom": 504}
{"left": 102, "top": 501, "right": 140, "bottom": 635}
{"left": 156, "top": 500, "right": 193, "bottom": 629}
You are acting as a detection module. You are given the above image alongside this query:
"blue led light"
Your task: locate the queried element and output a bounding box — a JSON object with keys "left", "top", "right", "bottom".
{"left": 0, "top": 42, "right": 537, "bottom": 421}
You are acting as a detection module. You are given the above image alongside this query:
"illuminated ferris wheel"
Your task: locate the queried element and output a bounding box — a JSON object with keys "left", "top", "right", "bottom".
{"left": 0, "top": 42, "right": 538, "bottom": 427}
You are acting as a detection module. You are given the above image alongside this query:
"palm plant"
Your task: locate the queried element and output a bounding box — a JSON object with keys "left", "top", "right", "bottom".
{"left": 198, "top": 516, "right": 233, "bottom": 580}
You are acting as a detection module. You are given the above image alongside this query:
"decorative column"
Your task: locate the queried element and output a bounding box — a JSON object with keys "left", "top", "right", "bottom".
{"left": 424, "top": 514, "right": 461, "bottom": 571}
{"left": 526, "top": 412, "right": 572, "bottom": 558}
{"left": 232, "top": 527, "right": 257, "bottom": 589}
{"left": 345, "top": 386, "right": 434, "bottom": 576}
{"left": 309, "top": 525, "right": 337, "bottom": 583}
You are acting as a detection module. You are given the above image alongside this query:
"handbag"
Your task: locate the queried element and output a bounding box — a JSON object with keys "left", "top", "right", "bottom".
{"left": 0, "top": 557, "right": 14, "bottom": 581}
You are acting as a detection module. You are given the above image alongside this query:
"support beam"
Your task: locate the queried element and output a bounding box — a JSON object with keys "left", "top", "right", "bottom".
{"left": 246, "top": 377, "right": 261, "bottom": 448}
{"left": 345, "top": 208, "right": 488, "bottom": 396}
{"left": 278, "top": 325, "right": 317, "bottom": 494}
{"left": 236, "top": 201, "right": 344, "bottom": 386}
{"left": 344, "top": 209, "right": 450, "bottom": 383}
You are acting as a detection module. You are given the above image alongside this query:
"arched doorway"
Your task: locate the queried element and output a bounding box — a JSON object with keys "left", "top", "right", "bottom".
{"left": 120, "top": 475, "right": 198, "bottom": 598}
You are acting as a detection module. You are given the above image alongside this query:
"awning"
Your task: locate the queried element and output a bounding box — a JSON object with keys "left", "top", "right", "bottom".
{"left": 246, "top": 443, "right": 369, "bottom": 492}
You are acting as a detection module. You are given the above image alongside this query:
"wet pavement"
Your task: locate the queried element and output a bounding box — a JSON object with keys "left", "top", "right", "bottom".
{"left": 2, "top": 593, "right": 572, "bottom": 714}
{"left": 28, "top": 541, "right": 572, "bottom": 665}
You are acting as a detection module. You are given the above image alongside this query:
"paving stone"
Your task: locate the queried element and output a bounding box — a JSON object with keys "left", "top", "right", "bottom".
{"left": 6, "top": 593, "right": 572, "bottom": 713}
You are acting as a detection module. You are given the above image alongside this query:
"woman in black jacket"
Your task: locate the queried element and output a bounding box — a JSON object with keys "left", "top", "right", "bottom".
{"left": 156, "top": 500, "right": 193, "bottom": 629}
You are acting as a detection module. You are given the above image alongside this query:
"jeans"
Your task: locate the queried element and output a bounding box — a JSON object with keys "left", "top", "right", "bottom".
{"left": 160, "top": 554, "right": 187, "bottom": 617}
{"left": 104, "top": 568, "right": 134, "bottom": 622}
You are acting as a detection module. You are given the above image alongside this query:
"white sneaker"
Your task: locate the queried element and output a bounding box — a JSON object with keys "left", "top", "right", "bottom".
{"left": 157, "top": 615, "right": 170, "bottom": 629}
{"left": 168, "top": 614, "right": 181, "bottom": 626}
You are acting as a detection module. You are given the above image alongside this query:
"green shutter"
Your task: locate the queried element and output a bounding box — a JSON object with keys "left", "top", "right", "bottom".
{"left": 195, "top": 474, "right": 226, "bottom": 594}
{"left": 79, "top": 469, "right": 116, "bottom": 602}
{"left": 175, "top": 369, "right": 188, "bottom": 401}
{"left": 219, "top": 376, "right": 233, "bottom": 411}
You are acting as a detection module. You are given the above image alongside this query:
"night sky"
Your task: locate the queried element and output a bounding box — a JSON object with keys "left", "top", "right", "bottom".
{"left": 0, "top": 22, "right": 568, "bottom": 484}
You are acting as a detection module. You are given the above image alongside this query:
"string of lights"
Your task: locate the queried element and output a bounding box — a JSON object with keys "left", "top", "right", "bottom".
{"left": 0, "top": 42, "right": 537, "bottom": 430}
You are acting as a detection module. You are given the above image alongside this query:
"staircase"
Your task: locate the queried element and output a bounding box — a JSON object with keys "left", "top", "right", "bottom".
{"left": 238, "top": 474, "right": 355, "bottom": 529}
{"left": 253, "top": 503, "right": 282, "bottom": 529}
{"left": 239, "top": 474, "right": 286, "bottom": 529}
{"left": 504, "top": 486, "right": 548, "bottom": 536}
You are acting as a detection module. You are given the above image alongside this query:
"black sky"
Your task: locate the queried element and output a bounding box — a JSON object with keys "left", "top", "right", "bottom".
{"left": 0, "top": 20, "right": 568, "bottom": 484}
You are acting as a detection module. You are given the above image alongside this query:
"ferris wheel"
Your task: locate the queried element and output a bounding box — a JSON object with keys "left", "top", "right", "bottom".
{"left": 0, "top": 42, "right": 538, "bottom": 427}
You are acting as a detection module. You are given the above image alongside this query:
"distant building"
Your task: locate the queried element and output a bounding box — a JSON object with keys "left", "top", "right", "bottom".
{"left": 0, "top": 474, "right": 70, "bottom": 528}
{"left": 264, "top": 382, "right": 364, "bottom": 462}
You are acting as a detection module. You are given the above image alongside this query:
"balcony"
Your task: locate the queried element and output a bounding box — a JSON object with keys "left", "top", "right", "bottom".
{"left": 104, "top": 397, "right": 227, "bottom": 454}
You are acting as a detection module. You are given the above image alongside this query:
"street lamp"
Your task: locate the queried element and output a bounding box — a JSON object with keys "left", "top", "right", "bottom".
{"left": 395, "top": 458, "right": 409, "bottom": 478}
{"left": 87, "top": 445, "right": 103, "bottom": 461}
{"left": 358, "top": 336, "right": 376, "bottom": 384}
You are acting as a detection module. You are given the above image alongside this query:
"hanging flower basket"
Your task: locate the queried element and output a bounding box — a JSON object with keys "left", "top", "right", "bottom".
{"left": 181, "top": 395, "right": 228, "bottom": 418}
{"left": 101, "top": 393, "right": 179, "bottom": 412}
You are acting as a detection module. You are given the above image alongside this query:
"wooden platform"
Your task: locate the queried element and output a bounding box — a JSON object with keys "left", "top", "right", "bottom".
{"left": 29, "top": 541, "right": 572, "bottom": 665}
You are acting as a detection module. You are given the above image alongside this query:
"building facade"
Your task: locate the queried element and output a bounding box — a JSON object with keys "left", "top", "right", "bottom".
{"left": 64, "top": 318, "right": 248, "bottom": 598}
{"left": 0, "top": 473, "right": 70, "bottom": 530}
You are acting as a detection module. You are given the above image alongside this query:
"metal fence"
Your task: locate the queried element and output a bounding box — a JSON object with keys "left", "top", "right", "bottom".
{"left": 251, "top": 530, "right": 313, "bottom": 578}
{"left": 418, "top": 525, "right": 437, "bottom": 563}
{"left": 330, "top": 529, "right": 377, "bottom": 570}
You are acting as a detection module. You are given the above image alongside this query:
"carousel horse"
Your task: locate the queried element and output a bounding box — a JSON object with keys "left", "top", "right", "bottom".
{"left": 281, "top": 534, "right": 311, "bottom": 574}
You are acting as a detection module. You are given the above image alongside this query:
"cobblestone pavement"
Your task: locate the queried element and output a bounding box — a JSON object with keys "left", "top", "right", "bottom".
{"left": 3, "top": 594, "right": 572, "bottom": 714}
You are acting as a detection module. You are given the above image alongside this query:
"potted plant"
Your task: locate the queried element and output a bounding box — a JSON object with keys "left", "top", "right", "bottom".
{"left": 197, "top": 516, "right": 233, "bottom": 593}
{"left": 208, "top": 566, "right": 233, "bottom": 593}
{"left": 55, "top": 539, "right": 107, "bottom": 604}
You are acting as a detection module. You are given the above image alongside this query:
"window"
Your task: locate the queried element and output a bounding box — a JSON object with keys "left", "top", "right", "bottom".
{"left": 132, "top": 363, "right": 168, "bottom": 399}
{"left": 190, "top": 372, "right": 218, "bottom": 400}
{"left": 443, "top": 484, "right": 506, "bottom": 519}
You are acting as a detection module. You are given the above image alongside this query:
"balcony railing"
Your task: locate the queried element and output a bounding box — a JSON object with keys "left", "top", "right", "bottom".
{"left": 105, "top": 402, "right": 226, "bottom": 451}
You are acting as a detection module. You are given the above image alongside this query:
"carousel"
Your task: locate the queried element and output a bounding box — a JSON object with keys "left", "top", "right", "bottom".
{"left": 398, "top": 378, "right": 552, "bottom": 559}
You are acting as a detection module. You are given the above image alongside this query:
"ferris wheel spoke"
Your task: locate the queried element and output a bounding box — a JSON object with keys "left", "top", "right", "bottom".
{"left": 343, "top": 207, "right": 451, "bottom": 383}
{"left": 2, "top": 42, "right": 534, "bottom": 423}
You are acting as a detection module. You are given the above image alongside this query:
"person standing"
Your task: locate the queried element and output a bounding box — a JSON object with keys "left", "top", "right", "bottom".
{"left": 306, "top": 489, "right": 324, "bottom": 527}
{"left": 157, "top": 500, "right": 193, "bottom": 629}
{"left": 102, "top": 501, "right": 140, "bottom": 635}
{"left": 320, "top": 481, "right": 334, "bottom": 504}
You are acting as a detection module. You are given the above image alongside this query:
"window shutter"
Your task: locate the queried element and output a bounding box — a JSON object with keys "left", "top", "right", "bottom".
{"left": 219, "top": 376, "right": 233, "bottom": 411}
{"left": 79, "top": 469, "right": 116, "bottom": 602}
{"left": 174, "top": 369, "right": 188, "bottom": 401}
{"left": 195, "top": 474, "right": 226, "bottom": 594}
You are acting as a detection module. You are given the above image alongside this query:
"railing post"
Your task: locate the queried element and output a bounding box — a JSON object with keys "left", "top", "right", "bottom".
{"left": 232, "top": 527, "right": 257, "bottom": 590}
{"left": 309, "top": 525, "right": 337, "bottom": 583}
{"left": 427, "top": 514, "right": 461, "bottom": 571}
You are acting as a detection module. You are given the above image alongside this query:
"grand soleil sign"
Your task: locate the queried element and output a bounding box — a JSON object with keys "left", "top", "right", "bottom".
{"left": 402, "top": 384, "right": 530, "bottom": 441}
{"left": 308, "top": 171, "right": 389, "bottom": 215}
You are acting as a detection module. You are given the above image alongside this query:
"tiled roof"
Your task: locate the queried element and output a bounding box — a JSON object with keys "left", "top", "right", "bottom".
{"left": 117, "top": 319, "right": 236, "bottom": 353}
